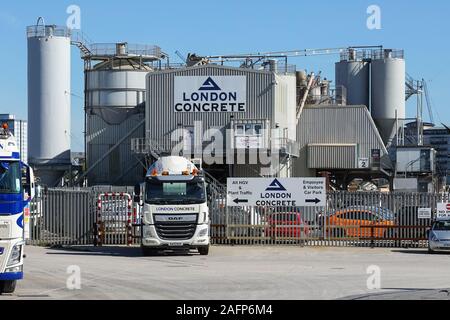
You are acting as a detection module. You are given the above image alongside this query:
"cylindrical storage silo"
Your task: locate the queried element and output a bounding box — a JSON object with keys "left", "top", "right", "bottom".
{"left": 86, "top": 63, "right": 150, "bottom": 124}
{"left": 335, "top": 59, "right": 370, "bottom": 108}
{"left": 84, "top": 43, "right": 160, "bottom": 185}
{"left": 27, "top": 22, "right": 71, "bottom": 186}
{"left": 371, "top": 50, "right": 406, "bottom": 145}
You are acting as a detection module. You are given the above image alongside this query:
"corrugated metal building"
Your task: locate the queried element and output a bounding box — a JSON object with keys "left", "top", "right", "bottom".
{"left": 83, "top": 43, "right": 163, "bottom": 186}
{"left": 145, "top": 64, "right": 297, "bottom": 178}
{"left": 294, "top": 105, "right": 389, "bottom": 179}
{"left": 86, "top": 113, "right": 144, "bottom": 185}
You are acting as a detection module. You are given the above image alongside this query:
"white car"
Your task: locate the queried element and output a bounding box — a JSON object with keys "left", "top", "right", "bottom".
{"left": 428, "top": 220, "right": 450, "bottom": 253}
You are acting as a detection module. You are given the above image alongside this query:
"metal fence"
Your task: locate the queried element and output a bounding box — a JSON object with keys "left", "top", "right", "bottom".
{"left": 28, "top": 186, "right": 449, "bottom": 249}
{"left": 28, "top": 189, "right": 94, "bottom": 246}
{"left": 209, "top": 190, "right": 450, "bottom": 248}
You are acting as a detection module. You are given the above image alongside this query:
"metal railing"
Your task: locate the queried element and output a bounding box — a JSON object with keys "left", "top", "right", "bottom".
{"left": 28, "top": 186, "right": 448, "bottom": 249}
{"left": 209, "top": 191, "right": 448, "bottom": 248}
{"left": 27, "top": 25, "right": 71, "bottom": 38}
{"left": 28, "top": 188, "right": 94, "bottom": 246}
{"left": 88, "top": 43, "right": 162, "bottom": 59}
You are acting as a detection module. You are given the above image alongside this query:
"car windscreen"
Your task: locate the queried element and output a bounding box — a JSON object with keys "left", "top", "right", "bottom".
{"left": 145, "top": 181, "right": 206, "bottom": 204}
{"left": 433, "top": 221, "right": 450, "bottom": 231}
{"left": 0, "top": 161, "right": 21, "bottom": 194}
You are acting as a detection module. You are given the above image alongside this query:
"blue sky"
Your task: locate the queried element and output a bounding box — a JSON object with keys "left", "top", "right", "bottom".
{"left": 0, "top": 0, "right": 449, "bottom": 152}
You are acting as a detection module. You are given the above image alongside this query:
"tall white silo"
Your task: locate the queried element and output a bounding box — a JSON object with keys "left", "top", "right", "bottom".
{"left": 27, "top": 21, "right": 71, "bottom": 186}
{"left": 371, "top": 49, "right": 406, "bottom": 145}
{"left": 335, "top": 49, "right": 370, "bottom": 108}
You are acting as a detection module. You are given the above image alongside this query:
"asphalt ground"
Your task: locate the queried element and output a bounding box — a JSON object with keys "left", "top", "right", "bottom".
{"left": 1, "top": 245, "right": 449, "bottom": 300}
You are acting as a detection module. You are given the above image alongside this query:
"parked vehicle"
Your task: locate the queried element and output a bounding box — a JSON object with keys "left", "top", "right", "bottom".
{"left": 265, "top": 212, "right": 310, "bottom": 239}
{"left": 324, "top": 206, "right": 395, "bottom": 238}
{"left": 428, "top": 219, "right": 450, "bottom": 254}
{"left": 135, "top": 156, "right": 210, "bottom": 256}
{"left": 0, "top": 124, "right": 35, "bottom": 294}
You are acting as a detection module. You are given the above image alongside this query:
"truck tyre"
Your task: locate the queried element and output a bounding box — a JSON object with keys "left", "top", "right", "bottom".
{"left": 142, "top": 247, "right": 158, "bottom": 256}
{"left": 0, "top": 280, "right": 17, "bottom": 294}
{"left": 198, "top": 246, "right": 209, "bottom": 256}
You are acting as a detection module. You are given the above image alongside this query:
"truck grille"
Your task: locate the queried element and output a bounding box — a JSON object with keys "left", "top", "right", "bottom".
{"left": 155, "top": 222, "right": 197, "bottom": 240}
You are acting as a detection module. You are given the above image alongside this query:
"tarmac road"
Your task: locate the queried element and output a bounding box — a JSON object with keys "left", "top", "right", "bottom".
{"left": 1, "top": 245, "right": 450, "bottom": 300}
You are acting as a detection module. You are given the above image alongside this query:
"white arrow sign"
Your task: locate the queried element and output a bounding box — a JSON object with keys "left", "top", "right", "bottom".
{"left": 227, "top": 177, "right": 326, "bottom": 207}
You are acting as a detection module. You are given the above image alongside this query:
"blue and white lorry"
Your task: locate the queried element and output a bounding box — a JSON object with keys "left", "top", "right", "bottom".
{"left": 135, "top": 156, "right": 210, "bottom": 256}
{"left": 0, "top": 124, "right": 35, "bottom": 294}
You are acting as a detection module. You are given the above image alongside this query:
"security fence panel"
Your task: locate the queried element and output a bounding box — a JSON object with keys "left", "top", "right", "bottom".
{"left": 29, "top": 189, "right": 94, "bottom": 246}
{"left": 95, "top": 192, "right": 133, "bottom": 246}
{"left": 209, "top": 190, "right": 446, "bottom": 248}
{"left": 27, "top": 185, "right": 449, "bottom": 249}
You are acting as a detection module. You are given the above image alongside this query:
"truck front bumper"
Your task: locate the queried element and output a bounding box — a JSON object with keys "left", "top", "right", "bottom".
{"left": 0, "top": 271, "right": 23, "bottom": 281}
{"left": 0, "top": 239, "right": 24, "bottom": 279}
{"left": 141, "top": 224, "right": 210, "bottom": 248}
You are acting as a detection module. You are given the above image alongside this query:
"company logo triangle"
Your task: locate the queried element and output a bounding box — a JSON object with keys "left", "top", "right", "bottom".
{"left": 199, "top": 77, "right": 221, "bottom": 91}
{"left": 266, "top": 179, "right": 287, "bottom": 191}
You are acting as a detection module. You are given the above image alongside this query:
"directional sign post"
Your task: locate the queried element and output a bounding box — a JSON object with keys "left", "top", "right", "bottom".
{"left": 227, "top": 177, "right": 326, "bottom": 207}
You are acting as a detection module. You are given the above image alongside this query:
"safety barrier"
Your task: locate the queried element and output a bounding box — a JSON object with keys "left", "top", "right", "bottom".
{"left": 95, "top": 192, "right": 134, "bottom": 246}
{"left": 28, "top": 188, "right": 94, "bottom": 246}
{"left": 209, "top": 190, "right": 450, "bottom": 248}
{"left": 28, "top": 186, "right": 450, "bottom": 249}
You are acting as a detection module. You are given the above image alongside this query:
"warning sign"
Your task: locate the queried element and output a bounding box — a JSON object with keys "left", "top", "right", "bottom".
{"left": 437, "top": 203, "right": 450, "bottom": 220}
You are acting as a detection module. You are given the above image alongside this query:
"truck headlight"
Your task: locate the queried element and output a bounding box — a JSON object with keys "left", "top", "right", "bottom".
{"left": 143, "top": 226, "right": 154, "bottom": 238}
{"left": 5, "top": 265, "right": 22, "bottom": 273}
{"left": 199, "top": 228, "right": 209, "bottom": 237}
{"left": 7, "top": 244, "right": 22, "bottom": 267}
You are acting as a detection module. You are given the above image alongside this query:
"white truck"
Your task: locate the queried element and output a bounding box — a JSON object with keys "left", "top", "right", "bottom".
{"left": 135, "top": 156, "right": 210, "bottom": 256}
{"left": 0, "top": 124, "right": 35, "bottom": 294}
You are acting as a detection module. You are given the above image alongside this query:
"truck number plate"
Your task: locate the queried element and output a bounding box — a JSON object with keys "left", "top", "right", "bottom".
{"left": 168, "top": 242, "right": 184, "bottom": 247}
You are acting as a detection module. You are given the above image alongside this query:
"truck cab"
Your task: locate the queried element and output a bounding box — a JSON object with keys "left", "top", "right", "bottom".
{"left": 0, "top": 124, "right": 35, "bottom": 294}
{"left": 136, "top": 156, "right": 210, "bottom": 256}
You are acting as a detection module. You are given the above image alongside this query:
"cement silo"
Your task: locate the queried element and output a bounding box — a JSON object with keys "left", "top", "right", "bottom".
{"left": 371, "top": 49, "right": 406, "bottom": 145}
{"left": 27, "top": 20, "right": 71, "bottom": 186}
{"left": 335, "top": 49, "right": 370, "bottom": 108}
{"left": 83, "top": 43, "right": 165, "bottom": 186}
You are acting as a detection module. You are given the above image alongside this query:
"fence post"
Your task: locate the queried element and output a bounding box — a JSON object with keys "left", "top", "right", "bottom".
{"left": 370, "top": 225, "right": 375, "bottom": 249}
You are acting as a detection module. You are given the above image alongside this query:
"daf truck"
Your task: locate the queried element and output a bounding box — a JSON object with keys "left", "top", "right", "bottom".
{"left": 0, "top": 123, "right": 35, "bottom": 294}
{"left": 135, "top": 156, "right": 210, "bottom": 256}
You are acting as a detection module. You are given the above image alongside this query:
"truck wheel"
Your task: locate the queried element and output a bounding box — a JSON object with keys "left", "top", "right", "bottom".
{"left": 198, "top": 246, "right": 209, "bottom": 256}
{"left": 142, "top": 247, "right": 158, "bottom": 256}
{"left": 0, "top": 280, "right": 17, "bottom": 294}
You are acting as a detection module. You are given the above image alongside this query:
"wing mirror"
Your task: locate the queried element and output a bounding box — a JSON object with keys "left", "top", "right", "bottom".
{"left": 134, "top": 183, "right": 142, "bottom": 204}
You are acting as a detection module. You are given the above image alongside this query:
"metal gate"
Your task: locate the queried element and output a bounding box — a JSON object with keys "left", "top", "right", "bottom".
{"left": 94, "top": 192, "right": 136, "bottom": 246}
{"left": 28, "top": 188, "right": 95, "bottom": 246}
{"left": 28, "top": 187, "right": 137, "bottom": 246}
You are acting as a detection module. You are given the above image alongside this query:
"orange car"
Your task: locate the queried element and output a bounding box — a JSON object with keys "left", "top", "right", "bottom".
{"left": 324, "top": 207, "right": 396, "bottom": 238}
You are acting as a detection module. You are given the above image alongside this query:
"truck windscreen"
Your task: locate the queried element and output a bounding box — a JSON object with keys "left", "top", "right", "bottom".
{"left": 145, "top": 181, "right": 206, "bottom": 204}
{"left": 0, "top": 161, "right": 21, "bottom": 194}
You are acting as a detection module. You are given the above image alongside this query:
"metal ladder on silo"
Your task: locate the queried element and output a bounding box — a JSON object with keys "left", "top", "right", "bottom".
{"left": 70, "top": 30, "right": 92, "bottom": 56}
